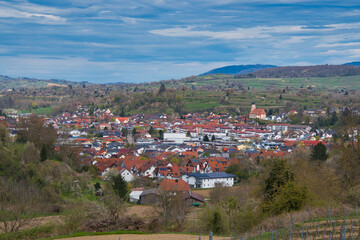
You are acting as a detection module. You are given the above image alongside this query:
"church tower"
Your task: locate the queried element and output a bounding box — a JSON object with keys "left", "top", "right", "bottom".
{"left": 251, "top": 101, "right": 256, "bottom": 111}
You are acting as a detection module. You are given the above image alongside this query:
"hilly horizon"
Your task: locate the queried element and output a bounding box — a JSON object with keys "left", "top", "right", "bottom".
{"left": 0, "top": 61, "right": 360, "bottom": 89}
{"left": 201, "top": 64, "right": 276, "bottom": 75}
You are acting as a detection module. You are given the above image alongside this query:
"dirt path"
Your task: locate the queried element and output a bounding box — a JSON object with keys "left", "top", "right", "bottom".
{"left": 58, "top": 233, "right": 231, "bottom": 240}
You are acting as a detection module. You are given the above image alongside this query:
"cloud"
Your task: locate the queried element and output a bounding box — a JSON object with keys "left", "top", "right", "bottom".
{"left": 149, "top": 23, "right": 360, "bottom": 40}
{"left": 339, "top": 10, "right": 360, "bottom": 17}
{"left": 0, "top": 5, "right": 66, "bottom": 24}
{"left": 320, "top": 49, "right": 360, "bottom": 59}
{"left": 324, "top": 22, "right": 360, "bottom": 30}
{"left": 316, "top": 42, "right": 360, "bottom": 48}
{"left": 149, "top": 25, "right": 311, "bottom": 40}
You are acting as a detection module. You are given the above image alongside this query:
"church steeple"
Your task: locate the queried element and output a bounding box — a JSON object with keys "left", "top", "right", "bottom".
{"left": 251, "top": 101, "right": 256, "bottom": 111}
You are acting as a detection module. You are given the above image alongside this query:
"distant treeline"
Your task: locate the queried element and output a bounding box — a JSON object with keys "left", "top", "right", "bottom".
{"left": 235, "top": 64, "right": 360, "bottom": 78}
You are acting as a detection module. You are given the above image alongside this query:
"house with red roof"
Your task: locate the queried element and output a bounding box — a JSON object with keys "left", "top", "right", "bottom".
{"left": 160, "top": 179, "right": 191, "bottom": 192}
{"left": 249, "top": 103, "right": 266, "bottom": 120}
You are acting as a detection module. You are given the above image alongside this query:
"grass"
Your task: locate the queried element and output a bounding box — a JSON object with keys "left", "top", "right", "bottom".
{"left": 21, "top": 106, "right": 53, "bottom": 116}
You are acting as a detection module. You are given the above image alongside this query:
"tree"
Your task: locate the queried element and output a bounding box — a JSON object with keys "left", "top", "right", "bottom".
{"left": 211, "top": 134, "right": 216, "bottom": 141}
{"left": 203, "top": 206, "right": 229, "bottom": 234}
{"left": 21, "top": 142, "right": 40, "bottom": 164}
{"left": 259, "top": 159, "right": 308, "bottom": 214}
{"left": 158, "top": 130, "right": 164, "bottom": 140}
{"left": 0, "top": 180, "right": 46, "bottom": 233}
{"left": 40, "top": 144, "right": 47, "bottom": 162}
{"left": 279, "top": 94, "right": 283, "bottom": 100}
{"left": 94, "top": 182, "right": 101, "bottom": 191}
{"left": 158, "top": 84, "right": 166, "bottom": 95}
{"left": 108, "top": 171, "right": 128, "bottom": 200}
{"left": 157, "top": 190, "right": 188, "bottom": 230}
{"left": 203, "top": 135, "right": 209, "bottom": 142}
{"left": 17, "top": 114, "right": 57, "bottom": 157}
{"left": 148, "top": 126, "right": 155, "bottom": 136}
{"left": 186, "top": 131, "right": 191, "bottom": 137}
{"left": 329, "top": 111, "right": 338, "bottom": 125}
{"left": 0, "top": 124, "right": 9, "bottom": 146}
{"left": 121, "top": 127, "right": 128, "bottom": 137}
{"left": 310, "top": 142, "right": 328, "bottom": 161}
{"left": 132, "top": 127, "right": 137, "bottom": 136}
{"left": 120, "top": 108, "right": 125, "bottom": 117}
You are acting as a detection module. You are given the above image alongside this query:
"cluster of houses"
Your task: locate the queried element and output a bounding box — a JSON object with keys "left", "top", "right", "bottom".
{"left": 3, "top": 104, "right": 337, "bottom": 205}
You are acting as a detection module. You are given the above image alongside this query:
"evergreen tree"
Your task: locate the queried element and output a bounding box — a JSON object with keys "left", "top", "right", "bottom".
{"left": 120, "top": 108, "right": 125, "bottom": 117}
{"left": 112, "top": 174, "right": 128, "bottom": 200}
{"left": 158, "top": 130, "right": 164, "bottom": 140}
{"left": 94, "top": 182, "right": 101, "bottom": 191}
{"left": 158, "top": 84, "right": 166, "bottom": 95}
{"left": 330, "top": 111, "right": 338, "bottom": 125}
{"left": 310, "top": 142, "right": 328, "bottom": 161}
{"left": 186, "top": 131, "right": 191, "bottom": 137}
{"left": 132, "top": 127, "right": 137, "bottom": 136}
{"left": 40, "top": 145, "right": 47, "bottom": 162}
{"left": 121, "top": 127, "right": 128, "bottom": 137}
{"left": 203, "top": 135, "right": 209, "bottom": 142}
{"left": 211, "top": 134, "right": 216, "bottom": 141}
{"left": 148, "top": 126, "right": 155, "bottom": 136}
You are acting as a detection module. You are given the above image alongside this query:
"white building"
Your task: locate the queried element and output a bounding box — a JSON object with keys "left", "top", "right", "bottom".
{"left": 129, "top": 187, "right": 145, "bottom": 203}
{"left": 182, "top": 172, "right": 236, "bottom": 189}
{"left": 163, "top": 132, "right": 189, "bottom": 143}
{"left": 103, "top": 167, "right": 134, "bottom": 182}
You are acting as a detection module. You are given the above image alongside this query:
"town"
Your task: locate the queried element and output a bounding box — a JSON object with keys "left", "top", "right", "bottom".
{"left": 2, "top": 101, "right": 339, "bottom": 206}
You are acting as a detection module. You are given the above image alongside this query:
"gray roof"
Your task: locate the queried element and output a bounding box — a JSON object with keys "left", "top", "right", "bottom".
{"left": 140, "top": 188, "right": 161, "bottom": 196}
{"left": 186, "top": 172, "right": 236, "bottom": 179}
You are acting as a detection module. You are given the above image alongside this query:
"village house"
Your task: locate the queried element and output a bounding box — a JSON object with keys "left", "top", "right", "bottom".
{"left": 182, "top": 172, "right": 236, "bottom": 189}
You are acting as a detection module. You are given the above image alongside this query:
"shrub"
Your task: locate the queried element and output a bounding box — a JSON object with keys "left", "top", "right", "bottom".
{"left": 202, "top": 206, "right": 229, "bottom": 234}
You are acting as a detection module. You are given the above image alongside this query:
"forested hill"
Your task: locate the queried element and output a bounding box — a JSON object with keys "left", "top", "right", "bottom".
{"left": 201, "top": 64, "right": 276, "bottom": 75}
{"left": 235, "top": 64, "right": 360, "bottom": 78}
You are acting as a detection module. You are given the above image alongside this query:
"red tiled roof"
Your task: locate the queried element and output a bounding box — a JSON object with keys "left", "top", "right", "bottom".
{"left": 160, "top": 179, "right": 190, "bottom": 192}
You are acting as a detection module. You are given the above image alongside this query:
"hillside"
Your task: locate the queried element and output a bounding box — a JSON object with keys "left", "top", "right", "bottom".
{"left": 201, "top": 64, "right": 276, "bottom": 75}
{"left": 236, "top": 64, "right": 360, "bottom": 78}
{"left": 0, "top": 75, "right": 79, "bottom": 91}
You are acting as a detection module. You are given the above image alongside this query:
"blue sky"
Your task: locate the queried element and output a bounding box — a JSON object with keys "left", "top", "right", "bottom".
{"left": 0, "top": 0, "right": 359, "bottom": 83}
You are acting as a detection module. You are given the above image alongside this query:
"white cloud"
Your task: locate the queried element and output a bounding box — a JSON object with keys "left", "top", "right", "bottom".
{"left": 150, "top": 26, "right": 274, "bottom": 40}
{"left": 339, "top": 10, "right": 360, "bottom": 17}
{"left": 316, "top": 42, "right": 360, "bottom": 48}
{"left": 0, "top": 5, "right": 66, "bottom": 24}
{"left": 149, "top": 23, "right": 360, "bottom": 40}
{"left": 320, "top": 49, "right": 360, "bottom": 59}
{"left": 325, "top": 22, "right": 360, "bottom": 30}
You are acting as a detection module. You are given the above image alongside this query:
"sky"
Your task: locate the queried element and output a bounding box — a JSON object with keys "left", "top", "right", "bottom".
{"left": 0, "top": 0, "right": 360, "bottom": 83}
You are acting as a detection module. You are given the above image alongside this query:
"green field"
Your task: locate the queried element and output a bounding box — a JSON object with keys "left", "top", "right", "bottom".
{"left": 21, "top": 106, "right": 53, "bottom": 116}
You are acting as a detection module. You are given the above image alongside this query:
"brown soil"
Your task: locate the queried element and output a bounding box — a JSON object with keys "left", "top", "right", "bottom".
{"left": 126, "top": 205, "right": 154, "bottom": 219}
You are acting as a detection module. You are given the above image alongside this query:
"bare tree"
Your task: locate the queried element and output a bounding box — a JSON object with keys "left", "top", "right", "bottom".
{"left": 157, "top": 190, "right": 188, "bottom": 230}
{"left": 0, "top": 179, "right": 46, "bottom": 233}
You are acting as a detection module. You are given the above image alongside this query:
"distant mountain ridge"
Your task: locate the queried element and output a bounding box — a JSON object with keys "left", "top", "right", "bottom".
{"left": 236, "top": 64, "right": 360, "bottom": 78}
{"left": 201, "top": 64, "right": 276, "bottom": 75}
{"left": 344, "top": 61, "right": 360, "bottom": 66}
